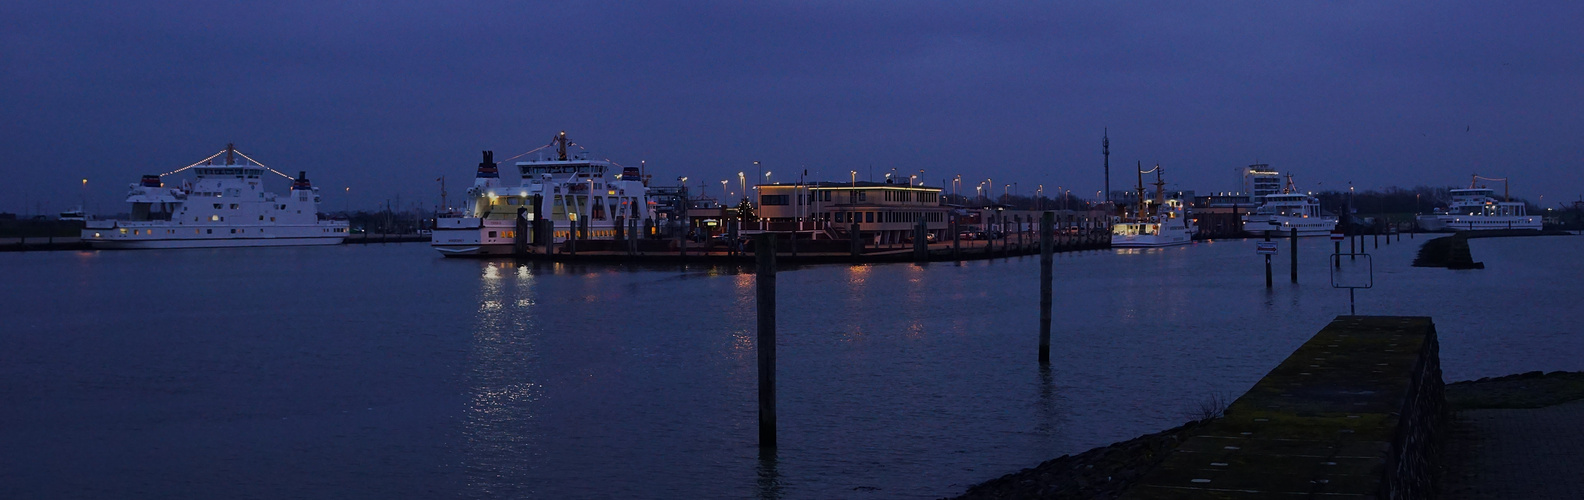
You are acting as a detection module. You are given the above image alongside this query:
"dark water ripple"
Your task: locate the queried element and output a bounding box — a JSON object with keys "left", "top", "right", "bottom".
{"left": 2, "top": 235, "right": 1580, "bottom": 498}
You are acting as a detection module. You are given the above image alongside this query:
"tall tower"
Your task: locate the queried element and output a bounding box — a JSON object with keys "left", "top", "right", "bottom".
{"left": 1102, "top": 129, "right": 1110, "bottom": 202}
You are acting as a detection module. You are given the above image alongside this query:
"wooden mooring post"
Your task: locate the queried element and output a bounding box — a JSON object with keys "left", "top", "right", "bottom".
{"left": 913, "top": 218, "right": 927, "bottom": 263}
{"left": 849, "top": 223, "right": 861, "bottom": 258}
{"left": 754, "top": 234, "right": 778, "bottom": 448}
{"left": 514, "top": 207, "right": 528, "bottom": 255}
{"left": 1290, "top": 227, "right": 1298, "bottom": 283}
{"left": 951, "top": 215, "right": 960, "bottom": 260}
{"left": 1039, "top": 211, "right": 1053, "bottom": 364}
{"left": 1264, "top": 230, "right": 1273, "bottom": 289}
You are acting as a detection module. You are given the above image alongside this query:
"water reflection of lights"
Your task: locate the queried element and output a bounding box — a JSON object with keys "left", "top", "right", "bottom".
{"left": 465, "top": 259, "right": 541, "bottom": 494}
{"left": 846, "top": 264, "right": 871, "bottom": 286}
{"left": 729, "top": 329, "right": 755, "bottom": 358}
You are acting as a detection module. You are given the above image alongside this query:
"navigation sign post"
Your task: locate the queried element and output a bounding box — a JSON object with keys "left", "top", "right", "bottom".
{"left": 1330, "top": 253, "right": 1373, "bottom": 315}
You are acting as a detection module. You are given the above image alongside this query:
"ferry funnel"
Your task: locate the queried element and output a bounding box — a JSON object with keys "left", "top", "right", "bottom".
{"left": 476, "top": 151, "right": 499, "bottom": 179}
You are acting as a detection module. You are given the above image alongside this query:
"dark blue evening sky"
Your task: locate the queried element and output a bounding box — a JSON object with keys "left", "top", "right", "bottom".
{"left": 3, "top": 1, "right": 1580, "bottom": 214}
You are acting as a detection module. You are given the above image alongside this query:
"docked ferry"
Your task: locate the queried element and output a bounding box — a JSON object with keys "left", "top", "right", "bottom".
{"left": 1112, "top": 164, "right": 1196, "bottom": 248}
{"left": 82, "top": 144, "right": 348, "bottom": 249}
{"left": 1416, "top": 175, "right": 1541, "bottom": 231}
{"left": 1241, "top": 175, "right": 1337, "bottom": 236}
{"left": 431, "top": 132, "right": 654, "bottom": 256}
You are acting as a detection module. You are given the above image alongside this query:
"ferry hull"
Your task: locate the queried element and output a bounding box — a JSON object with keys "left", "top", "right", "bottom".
{"left": 1242, "top": 218, "right": 1338, "bottom": 237}
{"left": 1111, "top": 233, "right": 1193, "bottom": 248}
{"left": 430, "top": 219, "right": 635, "bottom": 257}
{"left": 1418, "top": 215, "right": 1540, "bottom": 232}
{"left": 86, "top": 236, "right": 345, "bottom": 249}
{"left": 84, "top": 223, "right": 349, "bottom": 249}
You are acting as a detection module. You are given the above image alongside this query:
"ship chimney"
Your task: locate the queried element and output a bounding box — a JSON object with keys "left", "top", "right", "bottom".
{"left": 292, "top": 171, "right": 312, "bottom": 190}
{"left": 476, "top": 150, "right": 499, "bottom": 178}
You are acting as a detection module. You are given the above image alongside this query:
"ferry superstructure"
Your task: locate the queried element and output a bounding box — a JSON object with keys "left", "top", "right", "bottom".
{"left": 1417, "top": 175, "right": 1540, "bottom": 231}
{"left": 82, "top": 144, "right": 348, "bottom": 249}
{"left": 1241, "top": 175, "right": 1337, "bottom": 236}
{"left": 431, "top": 132, "right": 654, "bottom": 256}
{"left": 1112, "top": 164, "right": 1195, "bottom": 248}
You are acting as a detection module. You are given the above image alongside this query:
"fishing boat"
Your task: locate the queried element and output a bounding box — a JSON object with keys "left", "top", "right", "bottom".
{"left": 1416, "top": 175, "right": 1541, "bottom": 231}
{"left": 431, "top": 132, "right": 654, "bottom": 256}
{"left": 1241, "top": 175, "right": 1337, "bottom": 236}
{"left": 1112, "top": 164, "right": 1195, "bottom": 248}
{"left": 82, "top": 144, "right": 348, "bottom": 249}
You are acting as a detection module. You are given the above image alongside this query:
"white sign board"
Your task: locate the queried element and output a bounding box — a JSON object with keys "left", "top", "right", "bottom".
{"left": 1330, "top": 253, "right": 1373, "bottom": 289}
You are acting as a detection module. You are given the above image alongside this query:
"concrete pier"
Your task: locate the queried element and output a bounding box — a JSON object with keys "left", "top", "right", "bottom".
{"left": 1121, "top": 316, "right": 1442, "bottom": 499}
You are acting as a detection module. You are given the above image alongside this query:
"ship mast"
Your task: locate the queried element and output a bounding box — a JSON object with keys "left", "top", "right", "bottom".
{"left": 1135, "top": 161, "right": 1145, "bottom": 219}
{"left": 1153, "top": 165, "right": 1166, "bottom": 207}
{"left": 225, "top": 143, "right": 235, "bottom": 166}
{"left": 554, "top": 131, "right": 569, "bottom": 161}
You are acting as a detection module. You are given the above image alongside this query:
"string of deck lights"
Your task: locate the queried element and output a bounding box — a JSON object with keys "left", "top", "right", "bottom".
{"left": 158, "top": 148, "right": 296, "bottom": 180}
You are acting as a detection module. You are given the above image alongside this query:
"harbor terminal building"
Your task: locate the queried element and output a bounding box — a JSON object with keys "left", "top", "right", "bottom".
{"left": 755, "top": 180, "right": 950, "bottom": 245}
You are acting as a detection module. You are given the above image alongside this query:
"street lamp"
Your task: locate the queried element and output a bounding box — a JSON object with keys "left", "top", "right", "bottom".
{"left": 722, "top": 180, "right": 729, "bottom": 202}
{"left": 1037, "top": 185, "right": 1043, "bottom": 210}
{"left": 738, "top": 172, "right": 746, "bottom": 201}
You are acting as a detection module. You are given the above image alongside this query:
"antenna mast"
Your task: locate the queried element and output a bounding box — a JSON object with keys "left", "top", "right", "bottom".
{"left": 1102, "top": 129, "right": 1110, "bottom": 203}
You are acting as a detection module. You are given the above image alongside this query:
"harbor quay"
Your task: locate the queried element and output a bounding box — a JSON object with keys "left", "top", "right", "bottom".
{"left": 437, "top": 209, "right": 1111, "bottom": 264}
{"left": 959, "top": 316, "right": 1445, "bottom": 499}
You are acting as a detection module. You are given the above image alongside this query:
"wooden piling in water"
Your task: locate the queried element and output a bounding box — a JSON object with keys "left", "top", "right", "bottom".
{"left": 914, "top": 218, "right": 927, "bottom": 263}
{"left": 514, "top": 207, "right": 528, "bottom": 255}
{"left": 1264, "top": 231, "right": 1273, "bottom": 289}
{"left": 1290, "top": 227, "right": 1298, "bottom": 283}
{"left": 849, "top": 223, "right": 860, "bottom": 257}
{"left": 754, "top": 233, "right": 778, "bottom": 449}
{"left": 1039, "top": 212, "right": 1053, "bottom": 364}
{"left": 951, "top": 214, "right": 960, "bottom": 260}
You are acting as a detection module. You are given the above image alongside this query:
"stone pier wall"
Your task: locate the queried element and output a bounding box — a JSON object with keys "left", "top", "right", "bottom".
{"left": 1120, "top": 316, "right": 1445, "bottom": 499}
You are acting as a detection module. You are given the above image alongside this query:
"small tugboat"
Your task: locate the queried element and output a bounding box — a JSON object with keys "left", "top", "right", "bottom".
{"left": 1416, "top": 174, "right": 1541, "bottom": 231}
{"left": 1241, "top": 174, "right": 1337, "bottom": 236}
{"left": 431, "top": 132, "right": 655, "bottom": 256}
{"left": 82, "top": 144, "right": 348, "bottom": 249}
{"left": 1112, "top": 163, "right": 1195, "bottom": 248}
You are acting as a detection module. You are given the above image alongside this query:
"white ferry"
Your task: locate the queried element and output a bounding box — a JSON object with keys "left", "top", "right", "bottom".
{"left": 431, "top": 132, "right": 654, "bottom": 256}
{"left": 1416, "top": 175, "right": 1541, "bottom": 231}
{"left": 1113, "top": 164, "right": 1196, "bottom": 248}
{"left": 83, "top": 144, "right": 348, "bottom": 249}
{"left": 1241, "top": 175, "right": 1337, "bottom": 236}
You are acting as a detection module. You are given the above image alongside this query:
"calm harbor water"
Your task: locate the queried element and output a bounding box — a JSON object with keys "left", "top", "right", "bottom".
{"left": 3, "top": 234, "right": 1582, "bottom": 498}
